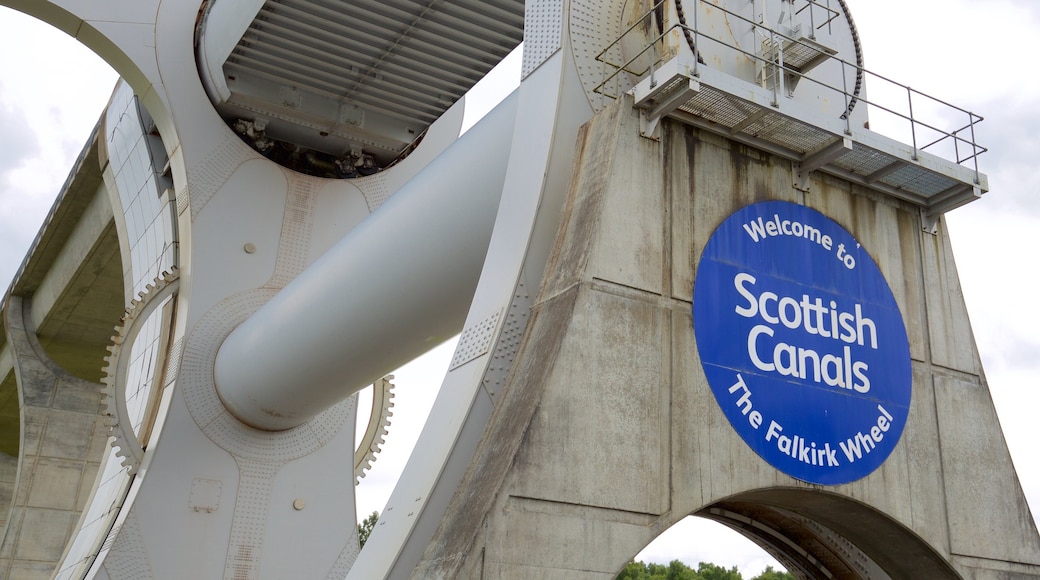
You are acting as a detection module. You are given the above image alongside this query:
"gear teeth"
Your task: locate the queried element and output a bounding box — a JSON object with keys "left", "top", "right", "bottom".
{"left": 101, "top": 268, "right": 180, "bottom": 478}
{"left": 354, "top": 375, "right": 396, "bottom": 481}
{"left": 100, "top": 377, "right": 117, "bottom": 420}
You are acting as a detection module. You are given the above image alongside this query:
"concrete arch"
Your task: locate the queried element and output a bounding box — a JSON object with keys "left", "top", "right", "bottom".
{"left": 0, "top": 297, "right": 109, "bottom": 578}
{"left": 695, "top": 488, "right": 959, "bottom": 579}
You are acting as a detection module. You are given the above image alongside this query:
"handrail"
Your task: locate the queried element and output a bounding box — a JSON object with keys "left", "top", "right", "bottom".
{"left": 593, "top": 0, "right": 986, "bottom": 183}
{"left": 596, "top": 0, "right": 669, "bottom": 75}
{"left": 795, "top": 0, "right": 842, "bottom": 35}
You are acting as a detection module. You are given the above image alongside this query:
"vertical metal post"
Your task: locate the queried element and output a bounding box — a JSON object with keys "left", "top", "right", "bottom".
{"left": 953, "top": 126, "right": 961, "bottom": 165}
{"left": 770, "top": 30, "right": 779, "bottom": 106}
{"left": 649, "top": 41, "right": 657, "bottom": 88}
{"left": 808, "top": 0, "right": 817, "bottom": 39}
{"left": 841, "top": 61, "right": 851, "bottom": 134}
{"left": 776, "top": 31, "right": 786, "bottom": 105}
{"left": 969, "top": 113, "right": 981, "bottom": 183}
{"left": 755, "top": 0, "right": 765, "bottom": 87}
{"left": 908, "top": 89, "right": 918, "bottom": 160}
{"left": 649, "top": 1, "right": 659, "bottom": 88}
{"left": 693, "top": 0, "right": 700, "bottom": 77}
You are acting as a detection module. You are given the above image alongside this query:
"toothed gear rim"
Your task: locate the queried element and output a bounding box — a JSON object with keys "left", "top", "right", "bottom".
{"left": 355, "top": 375, "right": 395, "bottom": 481}
{"left": 102, "top": 268, "right": 181, "bottom": 475}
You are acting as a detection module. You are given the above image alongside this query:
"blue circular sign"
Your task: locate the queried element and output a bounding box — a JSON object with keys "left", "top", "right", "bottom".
{"left": 693, "top": 201, "right": 911, "bottom": 485}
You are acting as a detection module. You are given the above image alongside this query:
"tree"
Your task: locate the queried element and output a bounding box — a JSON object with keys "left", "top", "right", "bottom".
{"left": 615, "top": 560, "right": 794, "bottom": 580}
{"left": 616, "top": 560, "right": 651, "bottom": 579}
{"left": 750, "top": 565, "right": 795, "bottom": 580}
{"left": 616, "top": 559, "right": 699, "bottom": 579}
{"left": 669, "top": 560, "right": 702, "bottom": 579}
{"left": 358, "top": 511, "right": 379, "bottom": 548}
{"left": 696, "top": 561, "right": 742, "bottom": 580}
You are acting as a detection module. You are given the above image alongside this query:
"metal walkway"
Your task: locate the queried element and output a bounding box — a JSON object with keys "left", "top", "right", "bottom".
{"left": 599, "top": 0, "right": 987, "bottom": 232}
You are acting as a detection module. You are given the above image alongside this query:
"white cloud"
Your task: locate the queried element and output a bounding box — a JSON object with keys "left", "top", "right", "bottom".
{"left": 0, "top": 98, "right": 40, "bottom": 174}
{"left": 0, "top": 7, "right": 117, "bottom": 289}
{"left": 854, "top": 0, "right": 1040, "bottom": 103}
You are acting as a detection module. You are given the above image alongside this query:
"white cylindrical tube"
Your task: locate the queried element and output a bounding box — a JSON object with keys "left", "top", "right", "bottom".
{"left": 214, "top": 92, "right": 518, "bottom": 430}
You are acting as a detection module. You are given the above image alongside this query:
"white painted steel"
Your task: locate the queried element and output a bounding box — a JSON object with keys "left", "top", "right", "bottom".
{"left": 55, "top": 81, "right": 178, "bottom": 578}
{"left": 213, "top": 92, "right": 519, "bottom": 431}
{"left": 348, "top": 41, "right": 595, "bottom": 579}
{"left": 195, "top": 0, "right": 524, "bottom": 162}
{"left": 196, "top": 0, "right": 265, "bottom": 102}
{"left": 3, "top": 0, "right": 520, "bottom": 577}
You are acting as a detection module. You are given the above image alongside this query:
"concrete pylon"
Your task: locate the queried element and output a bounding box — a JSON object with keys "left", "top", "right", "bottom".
{"left": 416, "top": 96, "right": 1040, "bottom": 579}
{"left": 0, "top": 296, "right": 108, "bottom": 578}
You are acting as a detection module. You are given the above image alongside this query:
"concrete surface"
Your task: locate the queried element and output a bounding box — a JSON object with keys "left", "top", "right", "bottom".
{"left": 0, "top": 296, "right": 108, "bottom": 579}
{"left": 416, "top": 96, "right": 1040, "bottom": 579}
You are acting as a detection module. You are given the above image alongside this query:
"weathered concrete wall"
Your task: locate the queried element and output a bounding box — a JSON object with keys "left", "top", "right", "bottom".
{"left": 416, "top": 96, "right": 1040, "bottom": 579}
{"left": 0, "top": 297, "right": 108, "bottom": 580}
{"left": 0, "top": 455, "right": 16, "bottom": 540}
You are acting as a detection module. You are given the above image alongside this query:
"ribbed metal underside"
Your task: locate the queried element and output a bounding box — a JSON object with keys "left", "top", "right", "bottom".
{"left": 227, "top": 0, "right": 524, "bottom": 126}
{"left": 218, "top": 0, "right": 524, "bottom": 168}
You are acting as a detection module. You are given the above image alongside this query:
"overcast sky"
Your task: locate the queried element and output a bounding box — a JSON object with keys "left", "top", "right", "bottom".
{"left": 1, "top": 0, "right": 1038, "bottom": 576}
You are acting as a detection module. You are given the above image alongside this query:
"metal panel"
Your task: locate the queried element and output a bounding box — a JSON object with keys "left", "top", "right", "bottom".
{"left": 211, "top": 0, "right": 524, "bottom": 164}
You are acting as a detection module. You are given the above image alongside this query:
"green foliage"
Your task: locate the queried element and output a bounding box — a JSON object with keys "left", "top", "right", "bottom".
{"left": 616, "top": 559, "right": 698, "bottom": 579}
{"left": 616, "top": 560, "right": 653, "bottom": 579}
{"left": 357, "top": 511, "right": 379, "bottom": 548}
{"left": 615, "top": 560, "right": 794, "bottom": 580}
{"left": 749, "top": 565, "right": 795, "bottom": 580}
{"left": 696, "top": 561, "right": 742, "bottom": 580}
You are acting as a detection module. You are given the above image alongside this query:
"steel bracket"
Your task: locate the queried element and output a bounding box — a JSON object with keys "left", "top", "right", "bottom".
{"left": 795, "top": 136, "right": 853, "bottom": 191}
{"left": 634, "top": 59, "right": 701, "bottom": 140}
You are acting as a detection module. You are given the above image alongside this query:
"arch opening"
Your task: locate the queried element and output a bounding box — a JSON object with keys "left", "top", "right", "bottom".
{"left": 630, "top": 516, "right": 787, "bottom": 578}
{"left": 622, "top": 488, "right": 962, "bottom": 579}
{"left": 693, "top": 488, "right": 960, "bottom": 579}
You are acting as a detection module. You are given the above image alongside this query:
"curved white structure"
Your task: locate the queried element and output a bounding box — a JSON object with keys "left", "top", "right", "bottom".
{"left": 214, "top": 92, "right": 518, "bottom": 430}
{"left": 0, "top": 0, "right": 1003, "bottom": 578}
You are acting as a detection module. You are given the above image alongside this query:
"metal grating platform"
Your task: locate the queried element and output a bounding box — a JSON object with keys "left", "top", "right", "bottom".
{"left": 632, "top": 58, "right": 986, "bottom": 230}
{"left": 595, "top": 0, "right": 987, "bottom": 232}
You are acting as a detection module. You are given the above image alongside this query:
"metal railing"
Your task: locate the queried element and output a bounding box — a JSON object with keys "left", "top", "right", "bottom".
{"left": 795, "top": 0, "right": 842, "bottom": 37}
{"left": 594, "top": 0, "right": 985, "bottom": 183}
